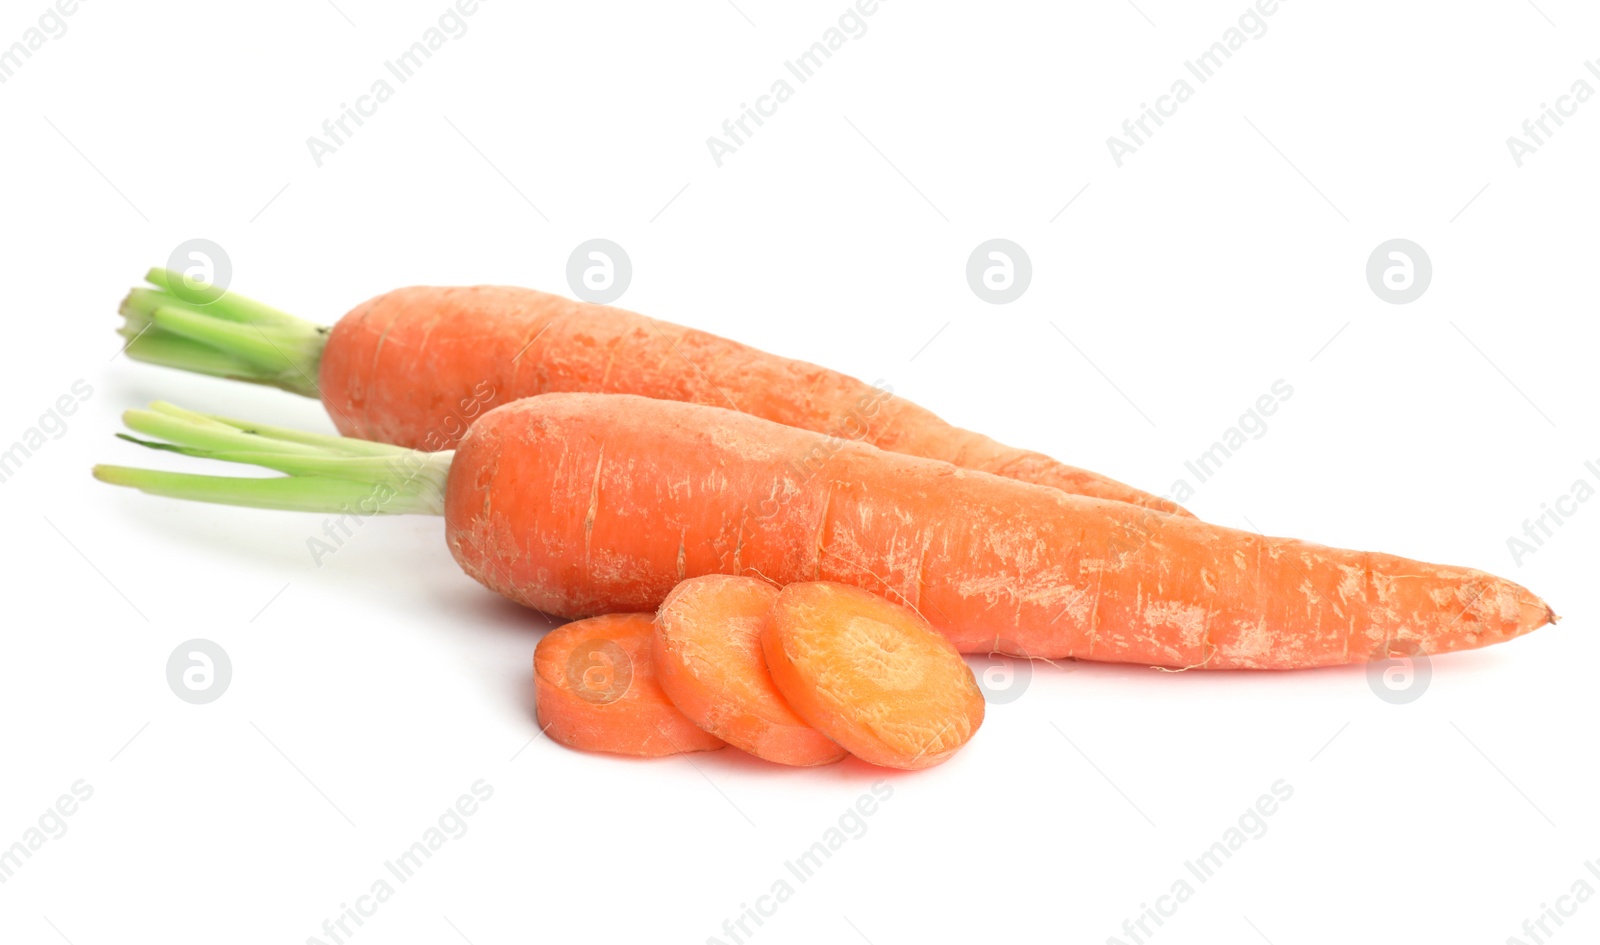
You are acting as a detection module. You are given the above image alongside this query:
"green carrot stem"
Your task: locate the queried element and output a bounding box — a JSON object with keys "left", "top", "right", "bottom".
{"left": 123, "top": 408, "right": 330, "bottom": 458}
{"left": 142, "top": 268, "right": 305, "bottom": 327}
{"left": 118, "top": 268, "right": 330, "bottom": 399}
{"left": 93, "top": 466, "right": 444, "bottom": 516}
{"left": 112, "top": 332, "right": 265, "bottom": 380}
{"left": 115, "top": 437, "right": 443, "bottom": 487}
{"left": 95, "top": 403, "right": 451, "bottom": 517}
{"left": 178, "top": 407, "right": 400, "bottom": 458}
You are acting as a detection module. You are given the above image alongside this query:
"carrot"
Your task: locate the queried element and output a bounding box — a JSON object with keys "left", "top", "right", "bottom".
{"left": 93, "top": 394, "right": 1556, "bottom": 670}
{"left": 533, "top": 613, "right": 724, "bottom": 757}
{"left": 116, "top": 267, "right": 1188, "bottom": 516}
{"left": 762, "top": 582, "right": 985, "bottom": 770}
{"left": 654, "top": 575, "right": 844, "bottom": 766}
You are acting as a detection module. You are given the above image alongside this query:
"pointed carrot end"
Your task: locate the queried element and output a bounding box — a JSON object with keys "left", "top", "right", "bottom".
{"left": 1514, "top": 591, "right": 1558, "bottom": 637}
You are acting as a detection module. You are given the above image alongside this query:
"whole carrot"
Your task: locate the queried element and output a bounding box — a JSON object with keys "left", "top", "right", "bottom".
{"left": 93, "top": 395, "right": 1554, "bottom": 670}
{"left": 116, "top": 268, "right": 1189, "bottom": 516}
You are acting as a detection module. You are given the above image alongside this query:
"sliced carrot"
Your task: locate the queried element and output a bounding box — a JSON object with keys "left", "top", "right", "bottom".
{"left": 761, "top": 582, "right": 985, "bottom": 770}
{"left": 533, "top": 613, "right": 724, "bottom": 758}
{"left": 653, "top": 575, "right": 845, "bottom": 767}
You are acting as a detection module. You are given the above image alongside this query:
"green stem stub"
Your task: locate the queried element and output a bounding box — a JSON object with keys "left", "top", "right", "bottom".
{"left": 118, "top": 269, "right": 329, "bottom": 399}
{"left": 94, "top": 403, "right": 452, "bottom": 517}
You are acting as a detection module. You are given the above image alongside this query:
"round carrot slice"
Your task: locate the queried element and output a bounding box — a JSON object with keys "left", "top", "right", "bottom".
{"left": 654, "top": 575, "right": 845, "bottom": 766}
{"left": 534, "top": 613, "right": 724, "bottom": 758}
{"left": 761, "top": 582, "right": 985, "bottom": 770}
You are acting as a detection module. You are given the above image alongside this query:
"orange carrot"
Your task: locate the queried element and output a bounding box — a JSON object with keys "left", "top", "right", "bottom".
{"left": 94, "top": 395, "right": 1556, "bottom": 670}
{"left": 533, "top": 613, "right": 724, "bottom": 758}
{"left": 116, "top": 268, "right": 1188, "bottom": 516}
{"left": 761, "top": 582, "right": 985, "bottom": 770}
{"left": 654, "top": 575, "right": 844, "bottom": 766}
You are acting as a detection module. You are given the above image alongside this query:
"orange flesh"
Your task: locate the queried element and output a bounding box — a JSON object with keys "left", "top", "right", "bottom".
{"left": 319, "top": 285, "right": 1188, "bottom": 515}
{"left": 653, "top": 575, "right": 844, "bottom": 766}
{"left": 533, "top": 613, "right": 724, "bottom": 757}
{"left": 761, "top": 582, "right": 985, "bottom": 770}
{"left": 447, "top": 394, "right": 1556, "bottom": 671}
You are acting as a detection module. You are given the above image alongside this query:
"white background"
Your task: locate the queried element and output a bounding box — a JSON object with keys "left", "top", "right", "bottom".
{"left": 2, "top": 1, "right": 1597, "bottom": 943}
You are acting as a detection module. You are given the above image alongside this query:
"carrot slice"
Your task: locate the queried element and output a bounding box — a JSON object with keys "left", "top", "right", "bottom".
{"left": 654, "top": 575, "right": 845, "bottom": 767}
{"left": 534, "top": 613, "right": 724, "bottom": 758}
{"left": 761, "top": 582, "right": 985, "bottom": 770}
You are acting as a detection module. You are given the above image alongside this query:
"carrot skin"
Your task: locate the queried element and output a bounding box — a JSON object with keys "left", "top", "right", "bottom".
{"left": 320, "top": 286, "right": 1188, "bottom": 515}
{"left": 446, "top": 394, "right": 1555, "bottom": 671}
